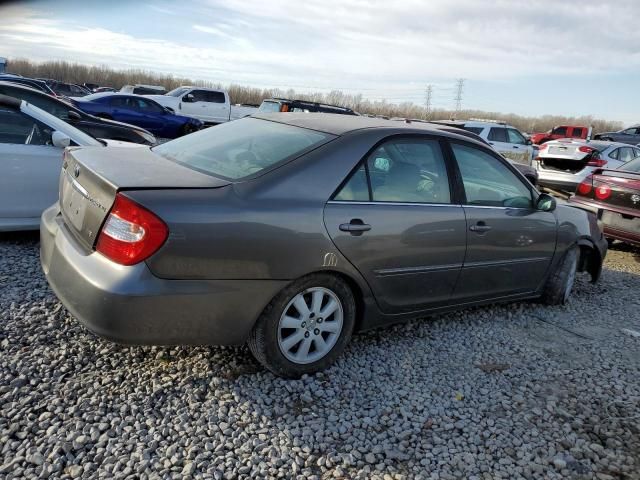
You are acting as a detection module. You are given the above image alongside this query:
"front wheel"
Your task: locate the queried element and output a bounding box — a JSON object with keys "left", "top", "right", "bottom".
{"left": 540, "top": 246, "right": 578, "bottom": 305}
{"left": 180, "top": 123, "right": 199, "bottom": 137}
{"left": 247, "top": 274, "right": 356, "bottom": 378}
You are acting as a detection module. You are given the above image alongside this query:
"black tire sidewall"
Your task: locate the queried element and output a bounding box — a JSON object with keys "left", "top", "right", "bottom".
{"left": 251, "top": 274, "right": 356, "bottom": 378}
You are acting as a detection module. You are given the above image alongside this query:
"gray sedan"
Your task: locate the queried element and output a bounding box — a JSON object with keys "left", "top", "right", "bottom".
{"left": 41, "top": 114, "right": 607, "bottom": 378}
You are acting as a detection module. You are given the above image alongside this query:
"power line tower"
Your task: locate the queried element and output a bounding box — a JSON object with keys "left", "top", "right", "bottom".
{"left": 453, "top": 78, "right": 465, "bottom": 118}
{"left": 424, "top": 84, "right": 433, "bottom": 119}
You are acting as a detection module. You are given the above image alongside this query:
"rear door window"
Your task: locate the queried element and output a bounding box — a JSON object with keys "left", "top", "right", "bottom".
{"left": 552, "top": 126, "right": 567, "bottom": 136}
{"left": 487, "top": 127, "right": 508, "bottom": 143}
{"left": 618, "top": 147, "right": 635, "bottom": 163}
{"left": 153, "top": 117, "right": 333, "bottom": 180}
{"left": 205, "top": 91, "right": 226, "bottom": 103}
{"left": 571, "top": 128, "right": 584, "bottom": 138}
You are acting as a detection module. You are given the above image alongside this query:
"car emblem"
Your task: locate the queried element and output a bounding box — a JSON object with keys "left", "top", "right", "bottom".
{"left": 632, "top": 194, "right": 640, "bottom": 205}
{"left": 73, "top": 165, "right": 80, "bottom": 178}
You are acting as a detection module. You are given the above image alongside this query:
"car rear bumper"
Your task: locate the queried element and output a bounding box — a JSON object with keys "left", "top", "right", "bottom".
{"left": 40, "top": 205, "right": 288, "bottom": 345}
{"left": 567, "top": 197, "right": 640, "bottom": 246}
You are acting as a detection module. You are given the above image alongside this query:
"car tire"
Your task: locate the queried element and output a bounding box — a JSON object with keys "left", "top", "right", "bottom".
{"left": 540, "top": 246, "right": 578, "bottom": 305}
{"left": 180, "top": 124, "right": 199, "bottom": 137}
{"left": 247, "top": 273, "right": 356, "bottom": 378}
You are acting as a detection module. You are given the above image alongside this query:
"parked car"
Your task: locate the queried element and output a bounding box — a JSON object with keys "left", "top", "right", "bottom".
{"left": 121, "top": 84, "right": 166, "bottom": 95}
{"left": 0, "top": 75, "right": 58, "bottom": 97}
{"left": 530, "top": 125, "right": 592, "bottom": 145}
{"left": 535, "top": 139, "right": 640, "bottom": 193}
{"left": 71, "top": 93, "right": 203, "bottom": 139}
{"left": 147, "top": 87, "right": 258, "bottom": 125}
{"left": 50, "top": 81, "right": 92, "bottom": 98}
{"left": 83, "top": 82, "right": 100, "bottom": 92}
{"left": 0, "top": 82, "right": 156, "bottom": 145}
{"left": 40, "top": 113, "right": 606, "bottom": 378}
{"left": 258, "top": 98, "right": 358, "bottom": 116}
{"left": 594, "top": 125, "right": 640, "bottom": 145}
{"left": 569, "top": 158, "right": 640, "bottom": 247}
{"left": 0, "top": 94, "right": 144, "bottom": 231}
{"left": 424, "top": 120, "right": 539, "bottom": 186}
{"left": 431, "top": 119, "right": 534, "bottom": 166}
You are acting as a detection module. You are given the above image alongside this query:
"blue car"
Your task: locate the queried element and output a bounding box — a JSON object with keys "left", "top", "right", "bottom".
{"left": 71, "top": 93, "right": 203, "bottom": 139}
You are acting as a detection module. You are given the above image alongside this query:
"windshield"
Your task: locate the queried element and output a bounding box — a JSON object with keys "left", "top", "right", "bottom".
{"left": 153, "top": 117, "right": 333, "bottom": 180}
{"left": 258, "top": 101, "right": 282, "bottom": 113}
{"left": 167, "top": 87, "right": 190, "bottom": 97}
{"left": 24, "top": 102, "right": 101, "bottom": 146}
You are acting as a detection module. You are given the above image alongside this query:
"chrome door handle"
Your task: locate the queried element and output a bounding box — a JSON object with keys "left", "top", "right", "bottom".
{"left": 469, "top": 223, "right": 492, "bottom": 233}
{"left": 339, "top": 219, "right": 371, "bottom": 236}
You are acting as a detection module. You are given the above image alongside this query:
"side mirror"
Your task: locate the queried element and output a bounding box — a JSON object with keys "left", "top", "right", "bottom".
{"left": 536, "top": 193, "right": 556, "bottom": 212}
{"left": 67, "top": 110, "right": 82, "bottom": 121}
{"left": 51, "top": 130, "right": 71, "bottom": 148}
{"left": 526, "top": 139, "right": 532, "bottom": 146}
{"left": 164, "top": 106, "right": 175, "bottom": 114}
{"left": 182, "top": 93, "right": 195, "bottom": 103}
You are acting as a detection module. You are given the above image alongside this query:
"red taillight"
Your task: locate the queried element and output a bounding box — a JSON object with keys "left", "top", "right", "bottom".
{"left": 576, "top": 178, "right": 592, "bottom": 196}
{"left": 96, "top": 194, "right": 168, "bottom": 266}
{"left": 594, "top": 184, "right": 611, "bottom": 200}
{"left": 578, "top": 146, "right": 594, "bottom": 153}
{"left": 586, "top": 154, "right": 607, "bottom": 167}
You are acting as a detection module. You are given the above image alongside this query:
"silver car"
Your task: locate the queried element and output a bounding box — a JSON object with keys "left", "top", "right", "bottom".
{"left": 0, "top": 94, "right": 143, "bottom": 231}
{"left": 535, "top": 139, "right": 640, "bottom": 193}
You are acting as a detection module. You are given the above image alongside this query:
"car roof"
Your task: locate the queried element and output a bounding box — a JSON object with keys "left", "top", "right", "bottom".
{"left": 252, "top": 112, "right": 489, "bottom": 141}
{"left": 0, "top": 80, "right": 48, "bottom": 94}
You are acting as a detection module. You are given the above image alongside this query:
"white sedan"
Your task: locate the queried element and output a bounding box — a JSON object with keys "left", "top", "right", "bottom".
{"left": 0, "top": 94, "right": 142, "bottom": 231}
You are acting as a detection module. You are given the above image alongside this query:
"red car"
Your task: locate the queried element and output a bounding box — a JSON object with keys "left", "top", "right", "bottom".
{"left": 569, "top": 157, "right": 640, "bottom": 247}
{"left": 530, "top": 125, "right": 592, "bottom": 145}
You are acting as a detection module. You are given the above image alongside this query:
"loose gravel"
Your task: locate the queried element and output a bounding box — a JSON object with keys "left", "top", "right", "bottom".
{"left": 1, "top": 232, "right": 639, "bottom": 479}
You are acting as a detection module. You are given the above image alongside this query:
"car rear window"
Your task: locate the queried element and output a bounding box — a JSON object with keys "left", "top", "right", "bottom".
{"left": 153, "top": 117, "right": 333, "bottom": 180}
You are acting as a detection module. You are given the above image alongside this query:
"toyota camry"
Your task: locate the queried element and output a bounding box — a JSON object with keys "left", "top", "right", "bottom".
{"left": 41, "top": 114, "right": 607, "bottom": 378}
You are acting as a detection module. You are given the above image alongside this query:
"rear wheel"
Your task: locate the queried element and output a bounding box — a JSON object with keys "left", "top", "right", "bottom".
{"left": 540, "top": 246, "right": 578, "bottom": 305}
{"left": 180, "top": 123, "right": 199, "bottom": 137}
{"left": 247, "top": 274, "right": 356, "bottom": 378}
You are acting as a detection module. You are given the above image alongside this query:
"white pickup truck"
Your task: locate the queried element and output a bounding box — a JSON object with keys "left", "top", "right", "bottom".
{"left": 145, "top": 87, "right": 258, "bottom": 125}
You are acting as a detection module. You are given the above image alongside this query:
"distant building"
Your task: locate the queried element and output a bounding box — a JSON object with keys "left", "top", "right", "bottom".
{"left": 0, "top": 58, "right": 6, "bottom": 74}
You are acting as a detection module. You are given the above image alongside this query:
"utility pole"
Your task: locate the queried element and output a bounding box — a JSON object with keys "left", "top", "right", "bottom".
{"left": 453, "top": 78, "right": 465, "bottom": 118}
{"left": 424, "top": 84, "right": 433, "bottom": 119}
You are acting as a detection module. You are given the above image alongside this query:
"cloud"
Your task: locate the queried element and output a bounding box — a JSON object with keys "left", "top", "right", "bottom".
{"left": 1, "top": 0, "right": 640, "bottom": 109}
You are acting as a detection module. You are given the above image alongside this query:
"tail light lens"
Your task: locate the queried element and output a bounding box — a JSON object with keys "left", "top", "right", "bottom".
{"left": 578, "top": 146, "right": 594, "bottom": 153}
{"left": 586, "top": 153, "right": 607, "bottom": 167}
{"left": 576, "top": 177, "right": 592, "bottom": 196}
{"left": 96, "top": 194, "right": 168, "bottom": 266}
{"left": 594, "top": 184, "right": 612, "bottom": 200}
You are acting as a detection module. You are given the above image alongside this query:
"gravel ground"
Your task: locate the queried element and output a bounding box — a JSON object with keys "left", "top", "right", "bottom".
{"left": 1, "top": 233, "right": 639, "bottom": 480}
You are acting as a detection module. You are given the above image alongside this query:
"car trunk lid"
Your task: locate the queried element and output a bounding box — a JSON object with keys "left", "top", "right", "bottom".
{"left": 59, "top": 145, "right": 229, "bottom": 250}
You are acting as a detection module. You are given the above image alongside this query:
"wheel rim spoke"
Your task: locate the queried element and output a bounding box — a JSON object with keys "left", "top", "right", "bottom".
{"left": 313, "top": 335, "right": 329, "bottom": 353}
{"left": 296, "top": 337, "right": 313, "bottom": 360}
{"left": 320, "top": 320, "right": 341, "bottom": 333}
{"left": 293, "top": 295, "right": 310, "bottom": 317}
{"left": 311, "top": 289, "right": 324, "bottom": 314}
{"left": 281, "top": 331, "right": 304, "bottom": 351}
{"left": 280, "top": 315, "right": 301, "bottom": 329}
{"left": 320, "top": 298, "right": 338, "bottom": 318}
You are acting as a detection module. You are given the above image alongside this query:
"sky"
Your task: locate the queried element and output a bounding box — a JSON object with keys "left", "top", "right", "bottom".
{"left": 1, "top": 0, "right": 639, "bottom": 124}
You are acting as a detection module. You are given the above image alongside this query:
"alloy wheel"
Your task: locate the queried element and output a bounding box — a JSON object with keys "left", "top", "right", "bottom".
{"left": 277, "top": 287, "right": 344, "bottom": 364}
